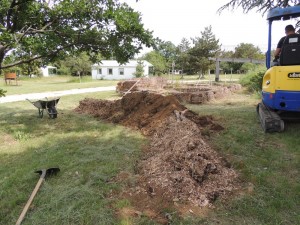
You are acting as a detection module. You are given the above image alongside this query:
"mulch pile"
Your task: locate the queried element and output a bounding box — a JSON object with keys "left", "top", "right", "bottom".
{"left": 75, "top": 91, "right": 239, "bottom": 210}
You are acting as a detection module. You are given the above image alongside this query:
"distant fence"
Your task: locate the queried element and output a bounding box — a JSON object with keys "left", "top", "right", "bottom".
{"left": 209, "top": 57, "right": 265, "bottom": 81}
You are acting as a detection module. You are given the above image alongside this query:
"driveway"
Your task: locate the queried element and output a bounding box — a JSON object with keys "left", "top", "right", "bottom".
{"left": 0, "top": 86, "right": 116, "bottom": 103}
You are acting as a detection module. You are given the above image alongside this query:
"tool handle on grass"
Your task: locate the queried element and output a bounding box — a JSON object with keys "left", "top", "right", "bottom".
{"left": 15, "top": 177, "right": 45, "bottom": 225}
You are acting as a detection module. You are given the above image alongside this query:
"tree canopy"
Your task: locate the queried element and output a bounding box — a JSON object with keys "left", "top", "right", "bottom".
{"left": 143, "top": 50, "right": 167, "bottom": 75}
{"left": 219, "top": 0, "right": 300, "bottom": 14}
{"left": 188, "top": 26, "right": 221, "bottom": 74}
{"left": 234, "top": 43, "right": 264, "bottom": 59}
{"left": 0, "top": 0, "right": 154, "bottom": 72}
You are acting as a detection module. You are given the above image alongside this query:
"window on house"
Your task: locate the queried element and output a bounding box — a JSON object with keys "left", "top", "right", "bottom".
{"left": 119, "top": 68, "right": 124, "bottom": 75}
{"left": 108, "top": 68, "right": 113, "bottom": 75}
{"left": 98, "top": 68, "right": 102, "bottom": 74}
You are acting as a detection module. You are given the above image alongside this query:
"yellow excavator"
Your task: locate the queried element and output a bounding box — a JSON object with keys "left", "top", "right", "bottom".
{"left": 257, "top": 6, "right": 300, "bottom": 132}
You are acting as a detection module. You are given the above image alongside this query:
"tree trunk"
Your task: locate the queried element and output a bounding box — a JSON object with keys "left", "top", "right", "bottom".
{"left": 0, "top": 45, "right": 5, "bottom": 75}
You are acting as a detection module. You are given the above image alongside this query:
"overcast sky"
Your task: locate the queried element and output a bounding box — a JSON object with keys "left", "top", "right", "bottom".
{"left": 122, "top": 0, "right": 296, "bottom": 53}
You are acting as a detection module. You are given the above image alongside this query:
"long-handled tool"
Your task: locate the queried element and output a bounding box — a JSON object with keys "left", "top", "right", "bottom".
{"left": 16, "top": 168, "right": 60, "bottom": 225}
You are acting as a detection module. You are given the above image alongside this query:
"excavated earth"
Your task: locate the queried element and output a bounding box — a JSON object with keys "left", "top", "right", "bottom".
{"left": 116, "top": 78, "right": 242, "bottom": 104}
{"left": 75, "top": 90, "right": 240, "bottom": 222}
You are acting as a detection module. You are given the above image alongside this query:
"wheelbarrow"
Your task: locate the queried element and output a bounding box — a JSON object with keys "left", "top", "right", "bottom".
{"left": 27, "top": 97, "right": 60, "bottom": 119}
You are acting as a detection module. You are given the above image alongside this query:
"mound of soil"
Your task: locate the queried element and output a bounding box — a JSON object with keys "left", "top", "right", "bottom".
{"left": 116, "top": 79, "right": 242, "bottom": 104}
{"left": 75, "top": 91, "right": 187, "bottom": 135}
{"left": 75, "top": 91, "right": 239, "bottom": 218}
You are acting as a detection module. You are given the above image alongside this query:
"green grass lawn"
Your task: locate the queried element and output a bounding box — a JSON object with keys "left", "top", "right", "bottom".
{"left": 0, "top": 82, "right": 299, "bottom": 224}
{"left": 0, "top": 91, "right": 146, "bottom": 225}
{"left": 0, "top": 75, "right": 119, "bottom": 95}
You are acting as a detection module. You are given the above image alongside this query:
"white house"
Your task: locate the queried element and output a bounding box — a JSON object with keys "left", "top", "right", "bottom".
{"left": 41, "top": 66, "right": 57, "bottom": 77}
{"left": 91, "top": 60, "right": 153, "bottom": 80}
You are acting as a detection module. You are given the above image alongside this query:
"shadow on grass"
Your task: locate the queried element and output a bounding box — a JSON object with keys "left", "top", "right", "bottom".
{"left": 0, "top": 104, "right": 145, "bottom": 225}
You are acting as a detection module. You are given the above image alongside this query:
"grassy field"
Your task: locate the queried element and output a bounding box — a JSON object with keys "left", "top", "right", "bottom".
{"left": 0, "top": 90, "right": 144, "bottom": 225}
{"left": 0, "top": 78, "right": 299, "bottom": 224}
{"left": 0, "top": 75, "right": 119, "bottom": 95}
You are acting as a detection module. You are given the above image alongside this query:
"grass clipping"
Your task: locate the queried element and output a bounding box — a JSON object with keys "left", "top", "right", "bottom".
{"left": 75, "top": 91, "right": 238, "bottom": 208}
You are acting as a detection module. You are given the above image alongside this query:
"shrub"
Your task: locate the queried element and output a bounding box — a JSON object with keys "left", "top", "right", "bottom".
{"left": 0, "top": 89, "right": 6, "bottom": 97}
{"left": 240, "top": 70, "right": 266, "bottom": 93}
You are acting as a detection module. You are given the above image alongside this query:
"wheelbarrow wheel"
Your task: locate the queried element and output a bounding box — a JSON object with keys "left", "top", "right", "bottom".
{"left": 47, "top": 107, "right": 58, "bottom": 119}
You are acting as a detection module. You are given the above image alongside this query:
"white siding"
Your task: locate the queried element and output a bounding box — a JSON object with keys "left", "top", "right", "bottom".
{"left": 91, "top": 60, "right": 152, "bottom": 80}
{"left": 41, "top": 66, "right": 57, "bottom": 77}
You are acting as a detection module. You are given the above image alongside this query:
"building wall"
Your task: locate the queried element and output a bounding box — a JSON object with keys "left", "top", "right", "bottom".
{"left": 91, "top": 60, "right": 152, "bottom": 80}
{"left": 41, "top": 66, "right": 57, "bottom": 77}
{"left": 92, "top": 67, "right": 137, "bottom": 80}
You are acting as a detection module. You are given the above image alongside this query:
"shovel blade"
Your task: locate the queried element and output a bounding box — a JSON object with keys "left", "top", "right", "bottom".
{"left": 35, "top": 168, "right": 60, "bottom": 178}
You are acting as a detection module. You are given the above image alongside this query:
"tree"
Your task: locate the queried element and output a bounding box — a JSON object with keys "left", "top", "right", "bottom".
{"left": 59, "top": 52, "right": 92, "bottom": 76}
{"left": 219, "top": 50, "right": 237, "bottom": 74}
{"left": 18, "top": 60, "right": 42, "bottom": 77}
{"left": 188, "top": 26, "right": 221, "bottom": 75}
{"left": 219, "top": 0, "right": 300, "bottom": 14}
{"left": 143, "top": 51, "right": 167, "bottom": 75}
{"left": 176, "top": 38, "right": 191, "bottom": 75}
{"left": 233, "top": 43, "right": 264, "bottom": 73}
{"left": 0, "top": 0, "right": 153, "bottom": 71}
{"left": 154, "top": 39, "right": 178, "bottom": 72}
{"left": 134, "top": 60, "right": 144, "bottom": 78}
{"left": 234, "top": 43, "right": 264, "bottom": 59}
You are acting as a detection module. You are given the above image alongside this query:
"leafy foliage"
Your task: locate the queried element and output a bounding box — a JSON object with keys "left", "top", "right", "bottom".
{"left": 188, "top": 26, "right": 221, "bottom": 74}
{"left": 240, "top": 70, "right": 266, "bottom": 92}
{"left": 234, "top": 43, "right": 264, "bottom": 59}
{"left": 220, "top": 43, "right": 265, "bottom": 73}
{"left": 219, "top": 0, "right": 300, "bottom": 14}
{"left": 176, "top": 38, "right": 191, "bottom": 73}
{"left": 153, "top": 29, "right": 264, "bottom": 76}
{"left": 134, "top": 60, "right": 144, "bottom": 78}
{"left": 0, "top": 88, "right": 6, "bottom": 97}
{"left": 143, "top": 51, "right": 167, "bottom": 75}
{"left": 154, "top": 39, "right": 178, "bottom": 71}
{"left": 58, "top": 52, "right": 93, "bottom": 76}
{"left": 0, "top": 0, "right": 154, "bottom": 70}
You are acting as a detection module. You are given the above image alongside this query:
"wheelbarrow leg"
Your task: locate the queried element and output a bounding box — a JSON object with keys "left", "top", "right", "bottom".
{"left": 38, "top": 108, "right": 44, "bottom": 118}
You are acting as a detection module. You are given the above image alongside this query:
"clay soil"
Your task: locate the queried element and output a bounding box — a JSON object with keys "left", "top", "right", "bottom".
{"left": 75, "top": 91, "right": 239, "bottom": 223}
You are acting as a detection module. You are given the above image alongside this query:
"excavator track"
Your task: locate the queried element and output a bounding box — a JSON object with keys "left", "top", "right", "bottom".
{"left": 257, "top": 102, "right": 285, "bottom": 133}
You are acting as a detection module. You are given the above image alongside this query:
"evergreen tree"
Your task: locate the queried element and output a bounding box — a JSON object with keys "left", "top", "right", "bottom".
{"left": 134, "top": 60, "right": 144, "bottom": 78}
{"left": 188, "top": 26, "right": 221, "bottom": 75}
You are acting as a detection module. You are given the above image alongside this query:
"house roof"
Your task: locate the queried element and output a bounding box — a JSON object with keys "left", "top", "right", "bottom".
{"left": 93, "top": 60, "right": 153, "bottom": 67}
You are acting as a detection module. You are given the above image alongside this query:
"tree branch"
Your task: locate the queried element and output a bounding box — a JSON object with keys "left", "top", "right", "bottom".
{"left": 218, "top": 0, "right": 300, "bottom": 15}
{"left": 1, "top": 43, "right": 74, "bottom": 69}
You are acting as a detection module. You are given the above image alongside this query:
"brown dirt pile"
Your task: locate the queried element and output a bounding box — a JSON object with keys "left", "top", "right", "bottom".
{"left": 75, "top": 91, "right": 187, "bottom": 135}
{"left": 75, "top": 91, "right": 238, "bottom": 209}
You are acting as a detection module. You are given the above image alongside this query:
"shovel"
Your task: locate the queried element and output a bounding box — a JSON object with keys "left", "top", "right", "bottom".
{"left": 16, "top": 167, "right": 60, "bottom": 225}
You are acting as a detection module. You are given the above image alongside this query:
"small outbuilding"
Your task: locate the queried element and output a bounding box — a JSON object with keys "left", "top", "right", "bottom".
{"left": 41, "top": 66, "right": 57, "bottom": 77}
{"left": 91, "top": 60, "right": 153, "bottom": 80}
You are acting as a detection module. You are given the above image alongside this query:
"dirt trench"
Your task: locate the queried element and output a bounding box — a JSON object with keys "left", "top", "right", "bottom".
{"left": 75, "top": 91, "right": 239, "bottom": 222}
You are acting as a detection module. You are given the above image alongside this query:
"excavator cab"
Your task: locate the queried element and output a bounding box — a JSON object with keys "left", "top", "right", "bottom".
{"left": 257, "top": 6, "right": 300, "bottom": 132}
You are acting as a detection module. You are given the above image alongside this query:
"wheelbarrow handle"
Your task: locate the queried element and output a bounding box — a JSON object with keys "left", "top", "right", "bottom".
{"left": 15, "top": 170, "right": 46, "bottom": 225}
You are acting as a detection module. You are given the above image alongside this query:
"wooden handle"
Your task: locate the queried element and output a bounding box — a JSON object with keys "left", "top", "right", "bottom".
{"left": 16, "top": 171, "right": 46, "bottom": 225}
